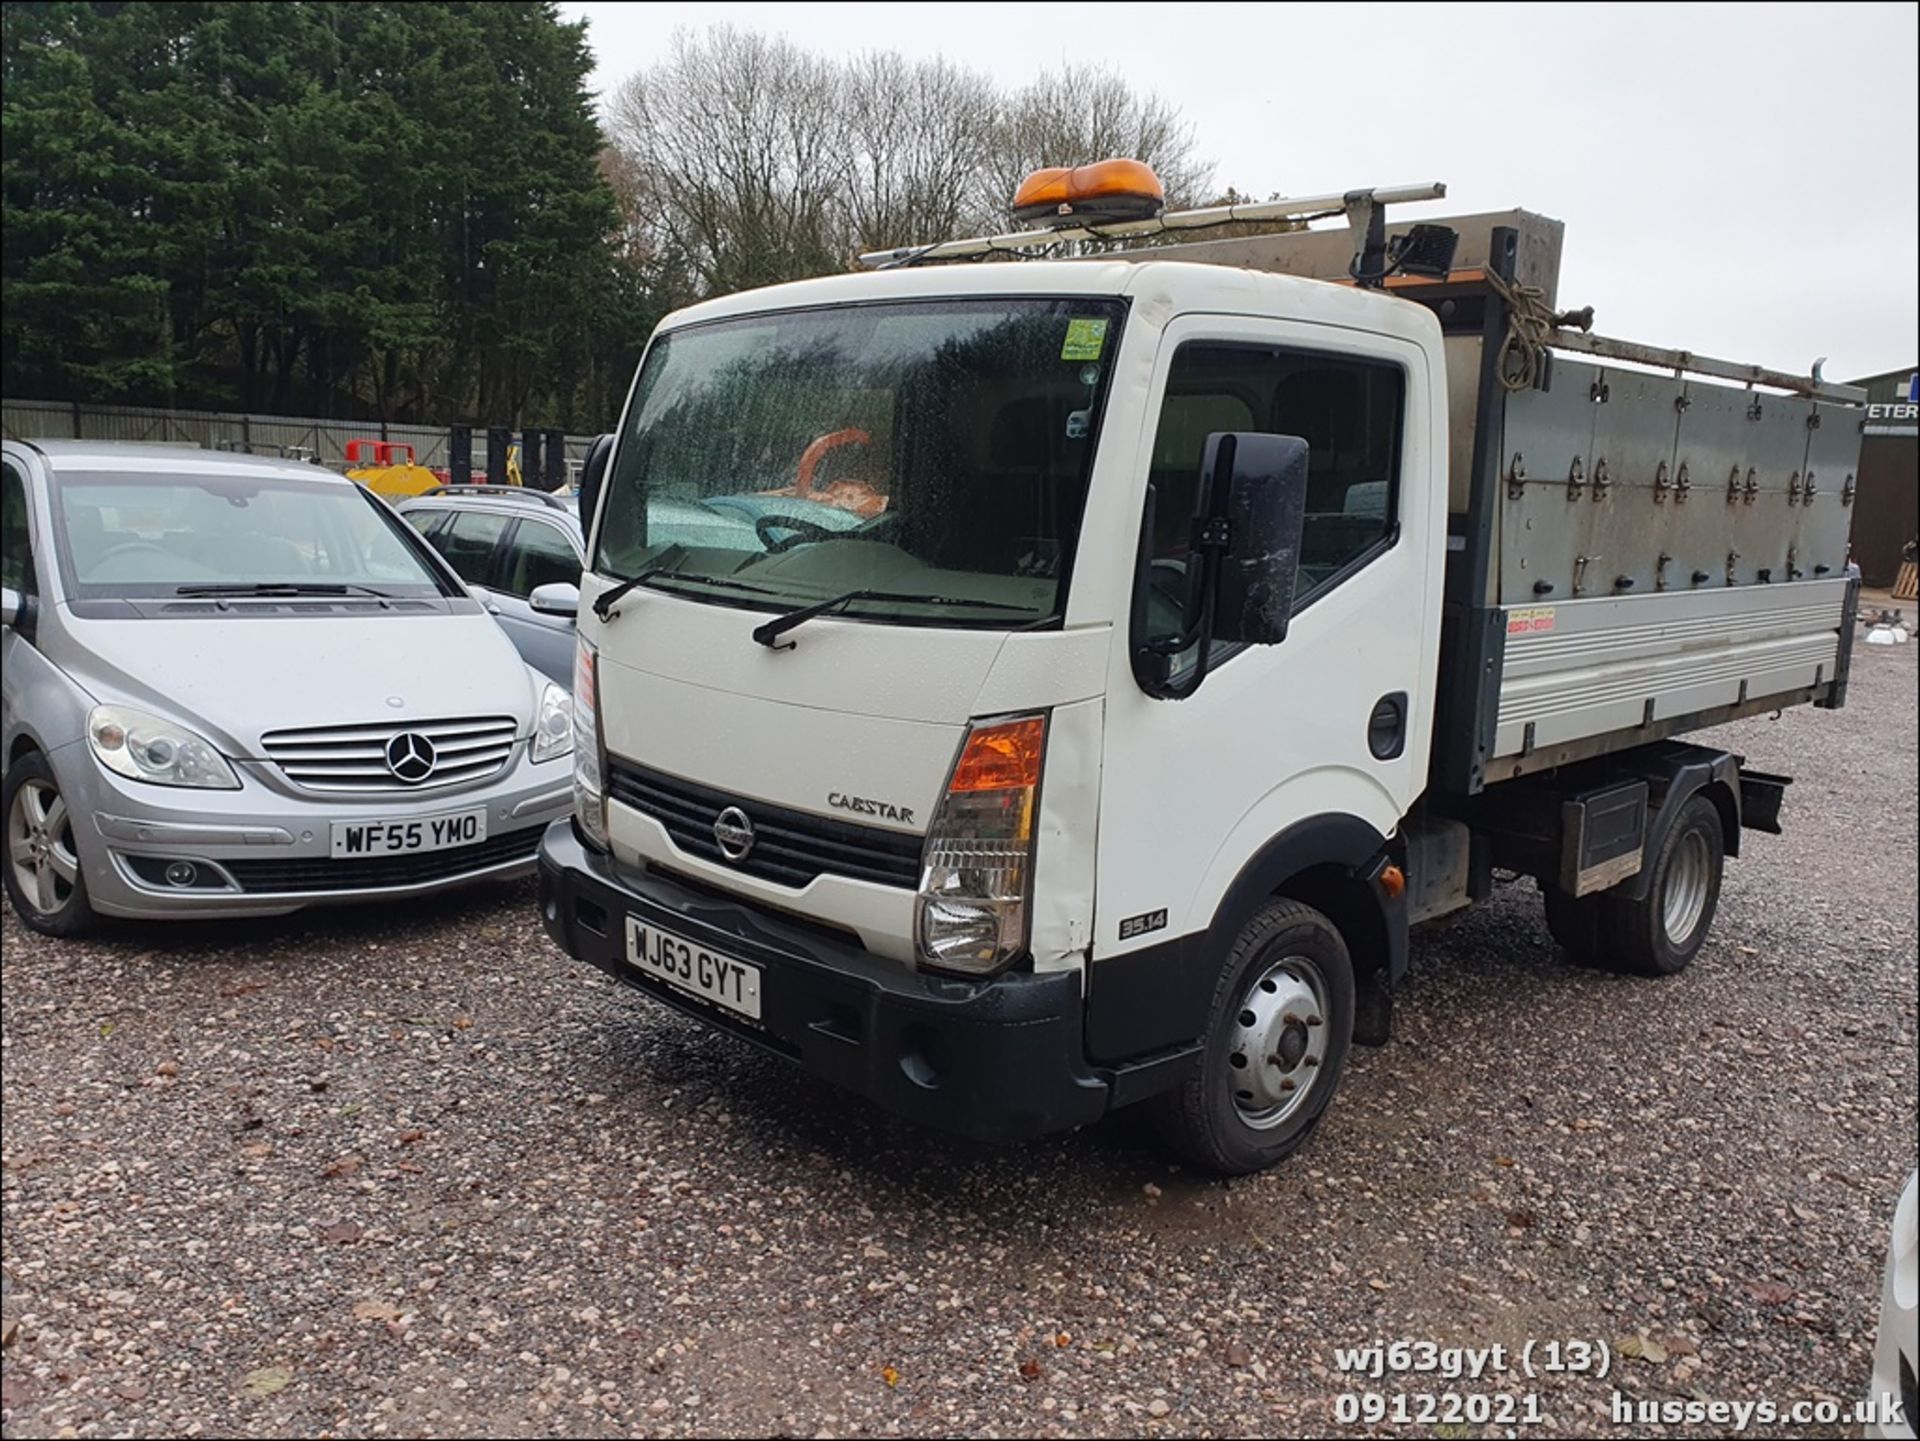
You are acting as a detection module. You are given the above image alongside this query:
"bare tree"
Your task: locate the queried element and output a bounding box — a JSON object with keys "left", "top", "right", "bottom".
{"left": 605, "top": 33, "right": 1219, "bottom": 294}
{"left": 841, "top": 52, "right": 1000, "bottom": 253}
{"left": 607, "top": 27, "right": 853, "bottom": 296}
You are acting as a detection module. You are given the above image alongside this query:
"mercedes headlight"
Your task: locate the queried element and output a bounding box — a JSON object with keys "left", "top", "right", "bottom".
{"left": 532, "top": 682, "right": 574, "bottom": 763}
{"left": 87, "top": 705, "right": 241, "bottom": 790}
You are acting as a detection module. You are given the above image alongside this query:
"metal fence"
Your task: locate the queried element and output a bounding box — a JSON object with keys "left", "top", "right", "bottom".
{"left": 1, "top": 399, "right": 598, "bottom": 479}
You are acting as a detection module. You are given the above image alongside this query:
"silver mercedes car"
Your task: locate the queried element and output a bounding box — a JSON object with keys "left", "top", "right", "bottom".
{"left": 0, "top": 440, "right": 573, "bottom": 936}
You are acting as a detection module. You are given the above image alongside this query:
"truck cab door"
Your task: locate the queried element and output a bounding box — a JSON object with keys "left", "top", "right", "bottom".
{"left": 1093, "top": 315, "right": 1445, "bottom": 994}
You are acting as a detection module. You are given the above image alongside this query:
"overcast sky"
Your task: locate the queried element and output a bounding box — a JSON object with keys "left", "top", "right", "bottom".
{"left": 563, "top": 1, "right": 1918, "bottom": 383}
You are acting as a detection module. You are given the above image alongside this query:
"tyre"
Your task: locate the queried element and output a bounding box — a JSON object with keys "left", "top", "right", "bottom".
{"left": 3, "top": 751, "right": 99, "bottom": 938}
{"left": 1152, "top": 898, "right": 1355, "bottom": 1175}
{"left": 1547, "top": 792, "right": 1724, "bottom": 977}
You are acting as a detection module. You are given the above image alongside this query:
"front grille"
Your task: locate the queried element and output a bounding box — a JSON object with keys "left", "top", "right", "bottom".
{"left": 261, "top": 716, "right": 518, "bottom": 793}
{"left": 223, "top": 826, "right": 540, "bottom": 892}
{"left": 607, "top": 759, "right": 922, "bottom": 890}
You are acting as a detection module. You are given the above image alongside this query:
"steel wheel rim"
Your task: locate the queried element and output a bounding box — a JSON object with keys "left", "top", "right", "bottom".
{"left": 1663, "top": 829, "right": 1712, "bottom": 945}
{"left": 1226, "top": 954, "right": 1330, "bottom": 1130}
{"left": 8, "top": 778, "right": 79, "bottom": 917}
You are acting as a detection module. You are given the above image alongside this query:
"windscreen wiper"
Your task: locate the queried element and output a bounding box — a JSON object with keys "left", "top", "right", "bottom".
{"left": 591, "top": 568, "right": 781, "bottom": 621}
{"left": 174, "top": 582, "right": 394, "bottom": 599}
{"left": 751, "top": 589, "right": 1033, "bottom": 651}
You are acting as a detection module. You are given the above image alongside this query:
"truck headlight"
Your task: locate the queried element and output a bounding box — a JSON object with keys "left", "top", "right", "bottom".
{"left": 87, "top": 705, "right": 241, "bottom": 790}
{"left": 571, "top": 637, "right": 608, "bottom": 849}
{"left": 532, "top": 682, "right": 574, "bottom": 763}
{"left": 915, "top": 714, "right": 1045, "bottom": 975}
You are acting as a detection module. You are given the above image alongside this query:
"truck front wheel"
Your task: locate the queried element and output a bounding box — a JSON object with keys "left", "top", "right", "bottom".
{"left": 1152, "top": 899, "right": 1355, "bottom": 1175}
{"left": 1546, "top": 792, "right": 1725, "bottom": 977}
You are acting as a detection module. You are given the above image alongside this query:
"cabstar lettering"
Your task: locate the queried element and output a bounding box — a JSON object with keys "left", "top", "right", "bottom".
{"left": 828, "top": 792, "right": 915, "bottom": 825}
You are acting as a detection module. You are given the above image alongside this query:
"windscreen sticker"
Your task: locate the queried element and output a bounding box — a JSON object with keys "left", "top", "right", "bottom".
{"left": 1507, "top": 606, "right": 1557, "bottom": 635}
{"left": 1061, "top": 317, "right": 1109, "bottom": 361}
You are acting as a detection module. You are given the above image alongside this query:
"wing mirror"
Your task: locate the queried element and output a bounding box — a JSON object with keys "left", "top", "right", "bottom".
{"left": 577, "top": 434, "right": 614, "bottom": 539}
{"left": 529, "top": 581, "right": 580, "bottom": 618}
{"left": 1132, "top": 432, "right": 1310, "bottom": 699}
{"left": 1209, "top": 432, "right": 1310, "bottom": 647}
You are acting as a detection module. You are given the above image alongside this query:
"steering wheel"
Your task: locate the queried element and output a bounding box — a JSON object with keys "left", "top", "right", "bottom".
{"left": 755, "top": 513, "right": 837, "bottom": 554}
{"left": 96, "top": 541, "right": 173, "bottom": 564}
{"left": 795, "top": 428, "right": 871, "bottom": 499}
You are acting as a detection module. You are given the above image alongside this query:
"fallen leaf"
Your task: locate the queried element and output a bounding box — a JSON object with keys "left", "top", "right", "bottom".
{"left": 1746, "top": 1280, "right": 1795, "bottom": 1306}
{"left": 1, "top": 1317, "right": 19, "bottom": 1347}
{"left": 879, "top": 1365, "right": 900, "bottom": 1388}
{"left": 352, "top": 1300, "right": 402, "bottom": 1323}
{"left": 220, "top": 983, "right": 267, "bottom": 998}
{"left": 1618, "top": 1333, "right": 1669, "bottom": 1364}
{"left": 396, "top": 1129, "right": 426, "bottom": 1147}
{"left": 99, "top": 1022, "right": 115, "bottom": 1039}
{"left": 1225, "top": 1340, "right": 1251, "bottom": 1367}
{"left": 242, "top": 1365, "right": 292, "bottom": 1397}
{"left": 319, "top": 1156, "right": 362, "bottom": 1180}
{"left": 1506, "top": 1209, "right": 1536, "bottom": 1229}
{"left": 1494, "top": 1156, "right": 1515, "bottom": 1167}
{"left": 1018, "top": 1359, "right": 1042, "bottom": 1382}
{"left": 1054, "top": 1332, "right": 1071, "bottom": 1348}
{"left": 156, "top": 1061, "right": 179, "bottom": 1078}
{"left": 319, "top": 1221, "right": 362, "bottom": 1245}
{"left": 453, "top": 1015, "right": 474, "bottom": 1031}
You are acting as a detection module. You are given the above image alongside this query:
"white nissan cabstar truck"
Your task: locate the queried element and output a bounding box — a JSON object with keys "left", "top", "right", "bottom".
{"left": 536, "top": 174, "right": 1863, "bottom": 1173}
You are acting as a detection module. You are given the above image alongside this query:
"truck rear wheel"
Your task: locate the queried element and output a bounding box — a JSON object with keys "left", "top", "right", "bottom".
{"left": 1152, "top": 898, "right": 1354, "bottom": 1175}
{"left": 1546, "top": 793, "right": 1725, "bottom": 977}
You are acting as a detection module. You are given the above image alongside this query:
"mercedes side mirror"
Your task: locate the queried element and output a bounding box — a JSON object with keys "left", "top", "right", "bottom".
{"left": 529, "top": 581, "right": 581, "bottom": 619}
{"left": 577, "top": 434, "right": 614, "bottom": 539}
{"left": 1207, "top": 432, "right": 1310, "bottom": 647}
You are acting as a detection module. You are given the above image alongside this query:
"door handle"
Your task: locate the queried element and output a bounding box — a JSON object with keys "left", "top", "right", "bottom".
{"left": 1368, "top": 693, "right": 1408, "bottom": 761}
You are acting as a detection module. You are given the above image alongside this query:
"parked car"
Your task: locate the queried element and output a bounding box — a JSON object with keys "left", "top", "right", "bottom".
{"left": 397, "top": 486, "right": 592, "bottom": 684}
{"left": 0, "top": 440, "right": 573, "bottom": 936}
{"left": 1870, "top": 1169, "right": 1919, "bottom": 1439}
{"left": 396, "top": 485, "right": 869, "bottom": 683}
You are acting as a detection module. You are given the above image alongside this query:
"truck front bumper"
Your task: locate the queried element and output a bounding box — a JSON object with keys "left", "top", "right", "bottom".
{"left": 537, "top": 822, "right": 1111, "bottom": 1142}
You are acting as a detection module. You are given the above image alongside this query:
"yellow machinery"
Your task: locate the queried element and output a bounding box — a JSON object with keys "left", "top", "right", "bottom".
{"left": 343, "top": 440, "right": 444, "bottom": 499}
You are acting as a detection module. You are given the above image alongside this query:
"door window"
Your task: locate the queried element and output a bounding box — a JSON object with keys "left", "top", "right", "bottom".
{"left": 500, "top": 519, "right": 582, "bottom": 598}
{"left": 432, "top": 510, "right": 510, "bottom": 586}
{"left": 1137, "top": 342, "right": 1405, "bottom": 653}
{"left": 2, "top": 461, "right": 36, "bottom": 596}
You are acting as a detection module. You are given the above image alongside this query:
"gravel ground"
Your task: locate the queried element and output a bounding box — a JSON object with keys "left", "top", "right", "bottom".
{"left": 3, "top": 642, "right": 1914, "bottom": 1439}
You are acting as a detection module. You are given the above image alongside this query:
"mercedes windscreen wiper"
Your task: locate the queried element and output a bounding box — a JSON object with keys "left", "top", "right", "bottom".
{"left": 591, "top": 567, "right": 783, "bottom": 621}
{"left": 751, "top": 588, "right": 1035, "bottom": 650}
{"left": 174, "top": 582, "right": 396, "bottom": 599}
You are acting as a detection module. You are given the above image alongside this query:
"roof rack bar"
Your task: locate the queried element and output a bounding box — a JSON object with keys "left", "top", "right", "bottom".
{"left": 857, "top": 182, "right": 1447, "bottom": 269}
{"left": 419, "top": 484, "right": 570, "bottom": 508}
{"left": 1547, "top": 330, "right": 1866, "bottom": 404}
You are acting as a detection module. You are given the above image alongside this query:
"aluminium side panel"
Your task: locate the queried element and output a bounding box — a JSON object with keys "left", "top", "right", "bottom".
{"left": 1489, "top": 578, "right": 1849, "bottom": 760}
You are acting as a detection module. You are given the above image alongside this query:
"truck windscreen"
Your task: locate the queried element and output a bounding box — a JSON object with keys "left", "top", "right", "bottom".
{"left": 594, "top": 297, "right": 1127, "bottom": 630}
